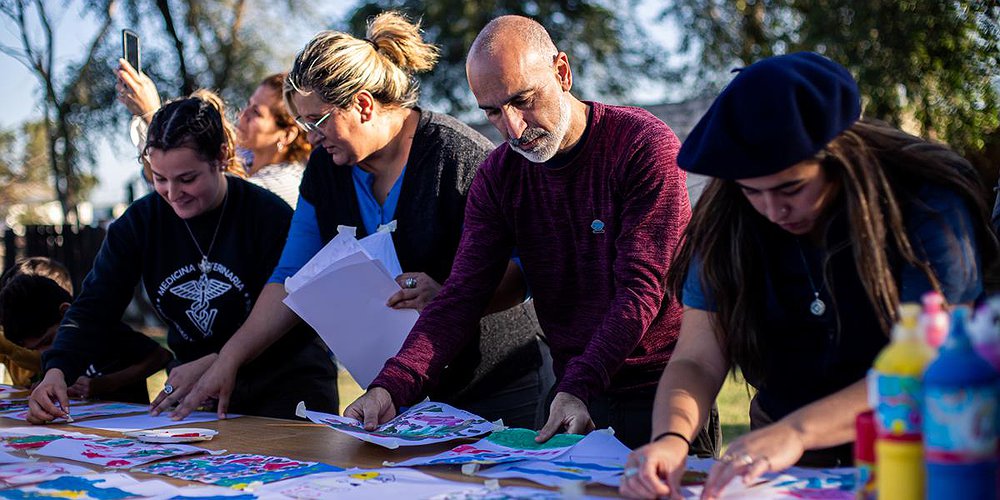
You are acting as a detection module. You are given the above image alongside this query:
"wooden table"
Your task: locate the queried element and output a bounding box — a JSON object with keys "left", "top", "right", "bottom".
{"left": 0, "top": 399, "right": 620, "bottom": 497}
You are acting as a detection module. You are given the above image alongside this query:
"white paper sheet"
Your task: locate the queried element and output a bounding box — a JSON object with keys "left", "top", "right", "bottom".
{"left": 284, "top": 260, "right": 418, "bottom": 388}
{"left": 0, "top": 401, "right": 148, "bottom": 422}
{"left": 70, "top": 411, "right": 238, "bottom": 432}
{"left": 253, "top": 467, "right": 582, "bottom": 500}
{"left": 32, "top": 436, "right": 207, "bottom": 468}
{"left": 0, "top": 461, "right": 95, "bottom": 486}
{"left": 297, "top": 401, "right": 498, "bottom": 449}
{"left": 477, "top": 430, "right": 628, "bottom": 487}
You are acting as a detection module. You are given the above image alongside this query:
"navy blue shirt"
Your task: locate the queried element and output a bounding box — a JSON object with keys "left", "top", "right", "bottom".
{"left": 681, "top": 184, "right": 982, "bottom": 422}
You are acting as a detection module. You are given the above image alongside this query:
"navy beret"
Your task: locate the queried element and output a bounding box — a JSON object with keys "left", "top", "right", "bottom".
{"left": 677, "top": 52, "right": 860, "bottom": 180}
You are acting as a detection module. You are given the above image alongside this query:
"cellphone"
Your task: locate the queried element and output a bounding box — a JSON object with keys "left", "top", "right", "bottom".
{"left": 122, "top": 29, "right": 140, "bottom": 73}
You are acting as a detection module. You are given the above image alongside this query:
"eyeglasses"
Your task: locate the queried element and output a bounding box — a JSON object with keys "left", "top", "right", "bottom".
{"left": 294, "top": 111, "right": 332, "bottom": 133}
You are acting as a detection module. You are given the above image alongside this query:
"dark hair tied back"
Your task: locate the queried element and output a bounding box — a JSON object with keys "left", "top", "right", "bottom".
{"left": 144, "top": 93, "right": 240, "bottom": 176}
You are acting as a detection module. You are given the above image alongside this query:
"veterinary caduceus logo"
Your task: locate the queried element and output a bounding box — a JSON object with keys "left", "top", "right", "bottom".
{"left": 169, "top": 272, "right": 232, "bottom": 336}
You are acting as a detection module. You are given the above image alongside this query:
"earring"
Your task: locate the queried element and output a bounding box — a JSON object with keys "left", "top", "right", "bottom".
{"left": 276, "top": 142, "right": 285, "bottom": 152}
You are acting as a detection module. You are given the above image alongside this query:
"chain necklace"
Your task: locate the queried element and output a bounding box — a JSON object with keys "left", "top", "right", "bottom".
{"left": 181, "top": 191, "right": 229, "bottom": 278}
{"left": 796, "top": 241, "right": 827, "bottom": 316}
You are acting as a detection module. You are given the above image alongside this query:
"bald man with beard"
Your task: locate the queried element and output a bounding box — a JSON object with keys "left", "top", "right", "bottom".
{"left": 346, "top": 15, "right": 719, "bottom": 454}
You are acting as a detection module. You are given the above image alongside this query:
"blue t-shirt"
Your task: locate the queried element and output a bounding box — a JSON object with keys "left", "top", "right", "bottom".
{"left": 268, "top": 167, "right": 406, "bottom": 285}
{"left": 682, "top": 185, "right": 983, "bottom": 310}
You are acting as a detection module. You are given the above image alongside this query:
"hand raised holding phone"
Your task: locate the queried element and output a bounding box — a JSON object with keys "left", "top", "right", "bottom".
{"left": 116, "top": 29, "right": 161, "bottom": 123}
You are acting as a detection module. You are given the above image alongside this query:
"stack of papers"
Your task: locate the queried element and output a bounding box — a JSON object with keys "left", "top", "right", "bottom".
{"left": 283, "top": 226, "right": 416, "bottom": 388}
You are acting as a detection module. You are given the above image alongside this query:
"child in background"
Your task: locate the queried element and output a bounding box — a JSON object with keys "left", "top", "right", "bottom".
{"left": 0, "top": 257, "right": 170, "bottom": 403}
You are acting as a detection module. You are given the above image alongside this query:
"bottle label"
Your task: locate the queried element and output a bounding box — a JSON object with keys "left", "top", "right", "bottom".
{"left": 924, "top": 385, "right": 998, "bottom": 463}
{"left": 873, "top": 373, "right": 922, "bottom": 436}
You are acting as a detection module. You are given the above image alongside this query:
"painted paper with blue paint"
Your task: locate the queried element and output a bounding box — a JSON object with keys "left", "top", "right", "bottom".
{"left": 478, "top": 430, "right": 629, "bottom": 487}
{"left": 136, "top": 453, "right": 342, "bottom": 489}
{"left": 0, "top": 473, "right": 153, "bottom": 500}
{"left": 297, "top": 401, "right": 498, "bottom": 449}
{"left": 0, "top": 461, "right": 94, "bottom": 487}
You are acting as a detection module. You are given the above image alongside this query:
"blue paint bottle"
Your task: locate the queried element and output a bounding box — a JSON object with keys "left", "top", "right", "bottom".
{"left": 923, "top": 307, "right": 999, "bottom": 499}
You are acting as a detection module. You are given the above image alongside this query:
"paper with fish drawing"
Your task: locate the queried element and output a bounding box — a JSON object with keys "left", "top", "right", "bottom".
{"left": 32, "top": 436, "right": 207, "bottom": 468}
{"left": 393, "top": 428, "right": 584, "bottom": 467}
{"left": 297, "top": 401, "right": 498, "bottom": 449}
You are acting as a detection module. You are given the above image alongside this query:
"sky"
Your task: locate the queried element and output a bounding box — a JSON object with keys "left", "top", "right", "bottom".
{"left": 0, "top": 1, "right": 678, "bottom": 208}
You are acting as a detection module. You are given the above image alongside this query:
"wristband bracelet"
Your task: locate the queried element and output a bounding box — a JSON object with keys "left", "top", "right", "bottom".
{"left": 652, "top": 431, "right": 691, "bottom": 449}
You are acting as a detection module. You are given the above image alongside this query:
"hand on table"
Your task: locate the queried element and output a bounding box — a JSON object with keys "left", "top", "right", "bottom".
{"left": 27, "top": 369, "right": 70, "bottom": 424}
{"left": 66, "top": 376, "right": 92, "bottom": 399}
{"left": 171, "top": 353, "right": 240, "bottom": 420}
{"left": 536, "top": 392, "right": 595, "bottom": 443}
{"left": 343, "top": 386, "right": 396, "bottom": 431}
{"left": 701, "top": 421, "right": 804, "bottom": 499}
{"left": 619, "top": 436, "right": 689, "bottom": 499}
{"left": 387, "top": 272, "right": 441, "bottom": 312}
{"left": 115, "top": 59, "right": 161, "bottom": 122}
{"left": 150, "top": 353, "right": 218, "bottom": 418}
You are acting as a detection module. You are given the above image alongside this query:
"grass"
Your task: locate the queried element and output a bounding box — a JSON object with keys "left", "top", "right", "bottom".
{"left": 717, "top": 372, "right": 753, "bottom": 449}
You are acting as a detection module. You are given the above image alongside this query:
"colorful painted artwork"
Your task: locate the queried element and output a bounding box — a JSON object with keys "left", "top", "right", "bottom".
{"left": 0, "top": 402, "right": 147, "bottom": 423}
{"left": 395, "top": 428, "right": 585, "bottom": 467}
{"left": 297, "top": 401, "right": 498, "bottom": 449}
{"left": 681, "top": 458, "right": 858, "bottom": 499}
{"left": 33, "top": 436, "right": 207, "bottom": 468}
{"left": 161, "top": 485, "right": 261, "bottom": 499}
{"left": 135, "top": 453, "right": 342, "bottom": 489}
{"left": 477, "top": 430, "right": 629, "bottom": 487}
{"left": 0, "top": 472, "right": 178, "bottom": 499}
{"left": 0, "top": 385, "right": 26, "bottom": 395}
{"left": 0, "top": 461, "right": 94, "bottom": 487}
{"left": 0, "top": 427, "right": 102, "bottom": 451}
{"left": 0, "top": 398, "right": 30, "bottom": 413}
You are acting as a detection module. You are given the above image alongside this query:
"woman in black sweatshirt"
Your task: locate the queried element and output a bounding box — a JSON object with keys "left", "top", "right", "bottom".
{"left": 27, "top": 93, "right": 338, "bottom": 423}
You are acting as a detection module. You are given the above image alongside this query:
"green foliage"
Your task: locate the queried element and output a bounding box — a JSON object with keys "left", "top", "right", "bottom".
{"left": 664, "top": 0, "right": 1000, "bottom": 182}
{"left": 344, "top": 0, "right": 678, "bottom": 116}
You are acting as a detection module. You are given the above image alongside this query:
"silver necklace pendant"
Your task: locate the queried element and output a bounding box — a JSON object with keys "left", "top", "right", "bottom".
{"left": 809, "top": 293, "right": 826, "bottom": 316}
{"left": 198, "top": 256, "right": 212, "bottom": 276}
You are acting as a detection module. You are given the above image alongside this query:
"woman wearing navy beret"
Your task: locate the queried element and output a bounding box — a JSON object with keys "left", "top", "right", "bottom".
{"left": 620, "top": 52, "right": 998, "bottom": 499}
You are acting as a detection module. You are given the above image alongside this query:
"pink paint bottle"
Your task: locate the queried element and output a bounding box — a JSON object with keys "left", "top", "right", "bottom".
{"left": 921, "top": 291, "right": 949, "bottom": 350}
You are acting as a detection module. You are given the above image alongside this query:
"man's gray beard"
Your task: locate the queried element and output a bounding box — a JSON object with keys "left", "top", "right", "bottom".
{"left": 509, "top": 96, "right": 572, "bottom": 163}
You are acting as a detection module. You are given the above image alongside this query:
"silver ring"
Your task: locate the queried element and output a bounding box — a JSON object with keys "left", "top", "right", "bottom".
{"left": 738, "top": 453, "right": 754, "bottom": 466}
{"left": 163, "top": 384, "right": 174, "bottom": 395}
{"left": 404, "top": 277, "right": 417, "bottom": 289}
{"left": 624, "top": 466, "right": 639, "bottom": 478}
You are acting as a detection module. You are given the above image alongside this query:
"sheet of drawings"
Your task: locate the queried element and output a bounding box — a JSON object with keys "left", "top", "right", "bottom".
{"left": 32, "top": 436, "right": 207, "bottom": 468}
{"left": 477, "top": 430, "right": 629, "bottom": 487}
{"left": 135, "top": 453, "right": 342, "bottom": 489}
{"left": 394, "top": 428, "right": 585, "bottom": 467}
{"left": 681, "top": 457, "right": 857, "bottom": 499}
{"left": 0, "top": 461, "right": 94, "bottom": 487}
{"left": 71, "top": 410, "right": 238, "bottom": 432}
{"left": 0, "top": 426, "right": 103, "bottom": 451}
{"left": 0, "top": 401, "right": 148, "bottom": 422}
{"left": 252, "top": 467, "right": 601, "bottom": 500}
{"left": 0, "top": 472, "right": 180, "bottom": 500}
{"left": 297, "top": 401, "right": 498, "bottom": 449}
